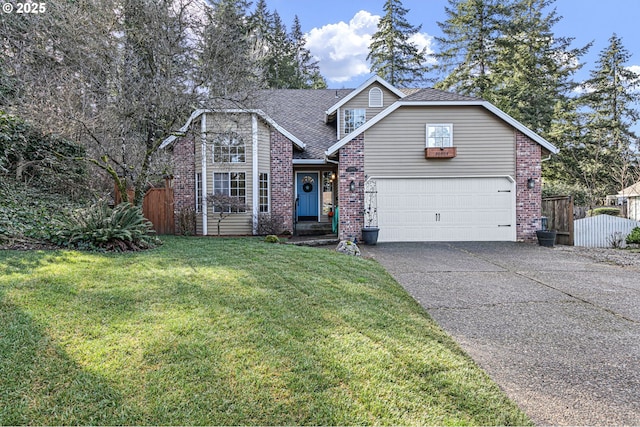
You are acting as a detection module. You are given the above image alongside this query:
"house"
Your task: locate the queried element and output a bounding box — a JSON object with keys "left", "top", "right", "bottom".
{"left": 618, "top": 181, "right": 640, "bottom": 221}
{"left": 161, "top": 76, "right": 558, "bottom": 243}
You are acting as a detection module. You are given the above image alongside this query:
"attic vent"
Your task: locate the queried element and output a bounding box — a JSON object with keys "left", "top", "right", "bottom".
{"left": 369, "top": 87, "right": 383, "bottom": 107}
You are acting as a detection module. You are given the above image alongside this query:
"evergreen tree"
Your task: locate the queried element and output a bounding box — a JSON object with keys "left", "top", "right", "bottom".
{"left": 582, "top": 34, "right": 640, "bottom": 194}
{"left": 491, "top": 0, "right": 589, "bottom": 135}
{"left": 544, "top": 99, "right": 608, "bottom": 208}
{"left": 367, "top": 0, "right": 428, "bottom": 87}
{"left": 432, "top": 0, "right": 509, "bottom": 99}
{"left": 290, "top": 16, "right": 327, "bottom": 89}
{"left": 249, "top": 5, "right": 326, "bottom": 89}
{"left": 200, "top": 0, "right": 263, "bottom": 99}
{"left": 263, "top": 11, "right": 298, "bottom": 88}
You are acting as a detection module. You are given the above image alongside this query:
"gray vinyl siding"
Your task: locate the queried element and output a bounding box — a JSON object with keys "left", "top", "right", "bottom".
{"left": 364, "top": 106, "right": 516, "bottom": 177}
{"left": 341, "top": 83, "right": 401, "bottom": 136}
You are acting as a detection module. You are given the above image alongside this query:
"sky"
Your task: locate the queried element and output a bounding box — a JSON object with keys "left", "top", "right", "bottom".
{"left": 267, "top": 0, "right": 640, "bottom": 89}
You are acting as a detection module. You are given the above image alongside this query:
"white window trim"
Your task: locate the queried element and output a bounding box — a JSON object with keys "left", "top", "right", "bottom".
{"left": 369, "top": 87, "right": 383, "bottom": 107}
{"left": 259, "top": 172, "right": 270, "bottom": 213}
{"left": 344, "top": 108, "right": 366, "bottom": 134}
{"left": 426, "top": 123, "right": 454, "bottom": 148}
{"left": 212, "top": 131, "right": 246, "bottom": 164}
{"left": 195, "top": 172, "right": 202, "bottom": 213}
{"left": 212, "top": 171, "right": 246, "bottom": 213}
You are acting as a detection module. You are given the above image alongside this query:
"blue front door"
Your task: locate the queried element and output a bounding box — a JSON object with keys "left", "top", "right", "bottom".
{"left": 297, "top": 172, "right": 319, "bottom": 220}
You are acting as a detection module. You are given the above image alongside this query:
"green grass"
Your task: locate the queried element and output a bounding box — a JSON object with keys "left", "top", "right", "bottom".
{"left": 0, "top": 237, "right": 531, "bottom": 425}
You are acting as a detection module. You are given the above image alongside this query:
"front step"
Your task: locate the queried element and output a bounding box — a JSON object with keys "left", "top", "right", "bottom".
{"left": 295, "top": 221, "right": 334, "bottom": 236}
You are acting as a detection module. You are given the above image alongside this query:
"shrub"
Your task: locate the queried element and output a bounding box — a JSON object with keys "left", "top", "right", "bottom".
{"left": 176, "top": 207, "right": 196, "bottom": 236}
{"left": 264, "top": 235, "right": 279, "bottom": 243}
{"left": 55, "top": 202, "right": 161, "bottom": 251}
{"left": 0, "top": 177, "right": 79, "bottom": 246}
{"left": 256, "top": 213, "right": 284, "bottom": 235}
{"left": 589, "top": 207, "right": 621, "bottom": 217}
{"left": 626, "top": 227, "right": 640, "bottom": 245}
{"left": 0, "top": 111, "right": 86, "bottom": 196}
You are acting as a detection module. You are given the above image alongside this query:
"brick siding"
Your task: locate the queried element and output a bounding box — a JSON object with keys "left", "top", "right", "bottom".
{"left": 337, "top": 134, "right": 365, "bottom": 242}
{"left": 270, "top": 130, "right": 294, "bottom": 234}
{"left": 515, "top": 131, "right": 542, "bottom": 242}
{"left": 172, "top": 135, "right": 196, "bottom": 235}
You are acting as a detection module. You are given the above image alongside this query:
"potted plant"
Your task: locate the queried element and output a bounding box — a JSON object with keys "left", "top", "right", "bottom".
{"left": 362, "top": 179, "right": 379, "bottom": 245}
{"left": 535, "top": 216, "right": 557, "bottom": 247}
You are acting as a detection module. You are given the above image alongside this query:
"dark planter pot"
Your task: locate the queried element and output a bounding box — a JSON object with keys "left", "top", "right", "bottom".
{"left": 536, "top": 230, "right": 557, "bottom": 247}
{"left": 361, "top": 227, "right": 380, "bottom": 245}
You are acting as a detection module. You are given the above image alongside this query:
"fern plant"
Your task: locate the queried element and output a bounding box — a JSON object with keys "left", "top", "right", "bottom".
{"left": 55, "top": 201, "right": 160, "bottom": 251}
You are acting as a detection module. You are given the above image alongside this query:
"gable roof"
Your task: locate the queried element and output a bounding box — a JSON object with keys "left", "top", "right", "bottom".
{"left": 253, "top": 89, "right": 352, "bottom": 160}
{"left": 163, "top": 81, "right": 558, "bottom": 161}
{"left": 325, "top": 97, "right": 559, "bottom": 156}
{"left": 324, "top": 75, "right": 406, "bottom": 117}
{"left": 159, "top": 108, "right": 307, "bottom": 151}
{"left": 619, "top": 181, "right": 640, "bottom": 197}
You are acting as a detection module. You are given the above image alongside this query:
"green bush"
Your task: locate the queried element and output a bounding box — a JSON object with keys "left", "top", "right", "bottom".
{"left": 626, "top": 227, "right": 640, "bottom": 244}
{"left": 264, "top": 234, "right": 279, "bottom": 243}
{"left": 589, "top": 207, "right": 621, "bottom": 217}
{"left": 55, "top": 202, "right": 160, "bottom": 251}
{"left": 1, "top": 111, "right": 86, "bottom": 196}
{"left": 0, "top": 177, "right": 77, "bottom": 245}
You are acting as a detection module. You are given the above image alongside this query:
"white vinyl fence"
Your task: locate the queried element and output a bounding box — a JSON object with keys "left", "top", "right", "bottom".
{"left": 574, "top": 215, "right": 640, "bottom": 247}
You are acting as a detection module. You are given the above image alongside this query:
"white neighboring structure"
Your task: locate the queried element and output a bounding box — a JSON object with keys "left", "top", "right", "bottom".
{"left": 618, "top": 181, "right": 640, "bottom": 221}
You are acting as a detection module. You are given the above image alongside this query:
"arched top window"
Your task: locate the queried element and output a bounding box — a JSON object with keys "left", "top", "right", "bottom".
{"left": 212, "top": 131, "right": 245, "bottom": 163}
{"left": 369, "top": 87, "right": 383, "bottom": 107}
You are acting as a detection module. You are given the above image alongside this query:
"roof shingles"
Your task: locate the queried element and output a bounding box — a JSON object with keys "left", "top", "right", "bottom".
{"left": 254, "top": 87, "right": 481, "bottom": 160}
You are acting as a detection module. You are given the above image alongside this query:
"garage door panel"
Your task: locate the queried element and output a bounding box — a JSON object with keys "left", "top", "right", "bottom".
{"left": 375, "top": 177, "right": 515, "bottom": 242}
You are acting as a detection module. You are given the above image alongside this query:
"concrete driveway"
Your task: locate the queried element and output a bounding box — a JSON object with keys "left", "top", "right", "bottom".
{"left": 364, "top": 242, "right": 640, "bottom": 426}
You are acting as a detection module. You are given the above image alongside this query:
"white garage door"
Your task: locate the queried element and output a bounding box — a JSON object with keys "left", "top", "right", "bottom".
{"left": 375, "top": 177, "right": 515, "bottom": 242}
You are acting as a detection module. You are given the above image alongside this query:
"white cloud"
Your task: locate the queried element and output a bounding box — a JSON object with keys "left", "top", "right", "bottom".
{"left": 306, "top": 10, "right": 377, "bottom": 84}
{"left": 305, "top": 10, "right": 434, "bottom": 85}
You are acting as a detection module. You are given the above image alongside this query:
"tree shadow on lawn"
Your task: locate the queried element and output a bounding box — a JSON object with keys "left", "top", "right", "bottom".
{"left": 0, "top": 241, "right": 531, "bottom": 425}
{"left": 0, "top": 290, "right": 141, "bottom": 425}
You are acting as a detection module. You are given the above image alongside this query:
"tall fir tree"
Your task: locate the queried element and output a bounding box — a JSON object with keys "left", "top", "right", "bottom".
{"left": 290, "top": 16, "right": 327, "bottom": 89}
{"left": 367, "top": 0, "right": 428, "bottom": 87}
{"left": 263, "top": 11, "right": 298, "bottom": 88}
{"left": 544, "top": 99, "right": 606, "bottom": 208}
{"left": 491, "top": 0, "right": 589, "bottom": 135}
{"left": 248, "top": 5, "right": 324, "bottom": 89}
{"left": 432, "top": 0, "right": 509, "bottom": 99}
{"left": 582, "top": 33, "right": 640, "bottom": 194}
{"left": 200, "top": 0, "right": 262, "bottom": 99}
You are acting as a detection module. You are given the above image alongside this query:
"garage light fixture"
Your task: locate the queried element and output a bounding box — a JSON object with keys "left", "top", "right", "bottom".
{"left": 349, "top": 180, "right": 356, "bottom": 192}
{"left": 527, "top": 178, "right": 535, "bottom": 189}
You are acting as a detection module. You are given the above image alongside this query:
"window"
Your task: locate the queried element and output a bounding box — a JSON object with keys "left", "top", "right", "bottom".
{"left": 195, "top": 172, "right": 202, "bottom": 213}
{"left": 322, "top": 171, "right": 335, "bottom": 215}
{"left": 259, "top": 173, "right": 269, "bottom": 213}
{"left": 212, "top": 172, "right": 246, "bottom": 212}
{"left": 344, "top": 109, "right": 366, "bottom": 134}
{"left": 369, "top": 87, "right": 383, "bottom": 107}
{"left": 212, "top": 132, "right": 245, "bottom": 163}
{"left": 426, "top": 124, "right": 453, "bottom": 148}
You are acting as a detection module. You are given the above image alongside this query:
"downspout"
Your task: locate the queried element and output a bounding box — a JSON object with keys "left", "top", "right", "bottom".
{"left": 252, "top": 114, "right": 259, "bottom": 235}
{"left": 201, "top": 114, "right": 208, "bottom": 235}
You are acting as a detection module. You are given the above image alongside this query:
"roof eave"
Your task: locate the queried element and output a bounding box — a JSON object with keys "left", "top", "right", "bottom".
{"left": 324, "top": 75, "right": 406, "bottom": 116}
{"left": 160, "top": 108, "right": 306, "bottom": 151}
{"left": 325, "top": 100, "right": 559, "bottom": 156}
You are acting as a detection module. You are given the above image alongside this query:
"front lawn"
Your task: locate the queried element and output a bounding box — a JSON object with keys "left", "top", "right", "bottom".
{"left": 0, "top": 237, "right": 530, "bottom": 425}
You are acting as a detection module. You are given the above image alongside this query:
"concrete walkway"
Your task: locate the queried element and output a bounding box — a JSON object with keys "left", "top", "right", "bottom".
{"left": 364, "top": 242, "right": 640, "bottom": 426}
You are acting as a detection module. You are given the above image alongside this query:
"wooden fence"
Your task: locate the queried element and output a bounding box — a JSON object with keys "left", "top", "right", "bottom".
{"left": 542, "top": 196, "right": 574, "bottom": 245}
{"left": 574, "top": 215, "right": 640, "bottom": 247}
{"left": 114, "top": 180, "right": 175, "bottom": 235}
